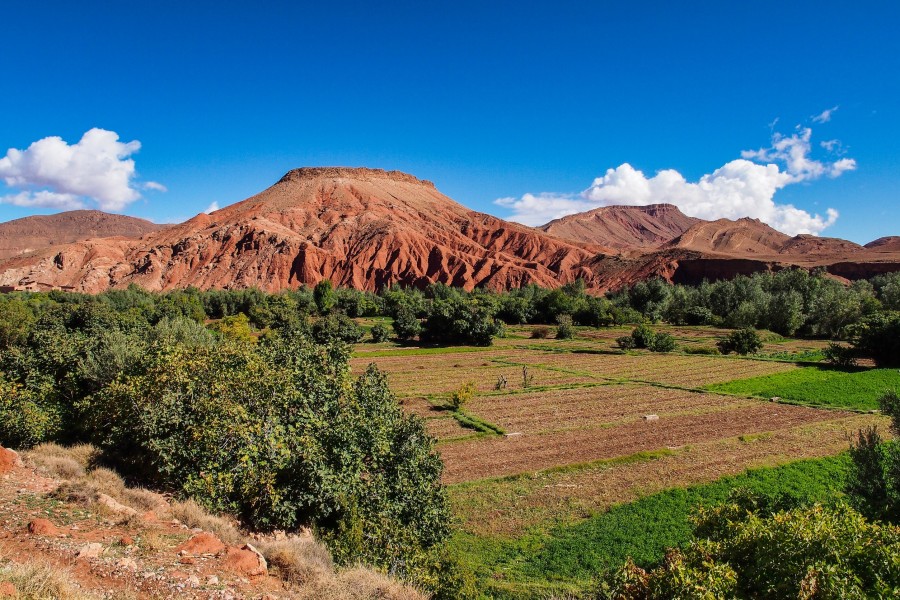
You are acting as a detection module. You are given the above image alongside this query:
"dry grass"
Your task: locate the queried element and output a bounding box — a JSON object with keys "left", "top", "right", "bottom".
{"left": 0, "top": 558, "right": 97, "bottom": 600}
{"left": 260, "top": 536, "right": 334, "bottom": 584}
{"left": 24, "top": 443, "right": 97, "bottom": 478}
{"left": 170, "top": 499, "right": 243, "bottom": 545}
{"left": 289, "top": 565, "right": 426, "bottom": 600}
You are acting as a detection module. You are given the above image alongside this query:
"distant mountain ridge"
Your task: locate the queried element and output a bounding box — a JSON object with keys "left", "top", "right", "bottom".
{"left": 0, "top": 168, "right": 897, "bottom": 292}
{"left": 539, "top": 204, "right": 699, "bottom": 250}
{"left": 0, "top": 210, "right": 164, "bottom": 260}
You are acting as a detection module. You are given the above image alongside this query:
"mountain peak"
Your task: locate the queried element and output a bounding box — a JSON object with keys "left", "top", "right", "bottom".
{"left": 277, "top": 167, "right": 435, "bottom": 188}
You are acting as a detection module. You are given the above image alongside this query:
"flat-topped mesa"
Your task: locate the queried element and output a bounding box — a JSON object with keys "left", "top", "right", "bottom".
{"left": 277, "top": 167, "right": 436, "bottom": 188}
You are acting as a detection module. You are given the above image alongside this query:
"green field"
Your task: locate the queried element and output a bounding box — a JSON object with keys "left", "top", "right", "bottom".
{"left": 706, "top": 366, "right": 900, "bottom": 411}
{"left": 453, "top": 455, "right": 851, "bottom": 598}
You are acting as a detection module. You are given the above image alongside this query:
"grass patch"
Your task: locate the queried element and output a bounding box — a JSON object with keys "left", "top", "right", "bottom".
{"left": 451, "top": 410, "right": 506, "bottom": 436}
{"left": 706, "top": 366, "right": 900, "bottom": 411}
{"left": 453, "top": 455, "right": 850, "bottom": 598}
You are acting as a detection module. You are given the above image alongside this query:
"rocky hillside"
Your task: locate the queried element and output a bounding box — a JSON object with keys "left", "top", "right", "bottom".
{"left": 0, "top": 210, "right": 164, "bottom": 260}
{"left": 0, "top": 168, "right": 605, "bottom": 293}
{"left": 0, "top": 167, "right": 897, "bottom": 293}
{"left": 0, "top": 443, "right": 423, "bottom": 599}
{"left": 539, "top": 204, "right": 699, "bottom": 250}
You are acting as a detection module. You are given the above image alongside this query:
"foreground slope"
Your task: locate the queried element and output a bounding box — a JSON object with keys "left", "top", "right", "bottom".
{"left": 0, "top": 168, "right": 604, "bottom": 292}
{"left": 0, "top": 210, "right": 164, "bottom": 260}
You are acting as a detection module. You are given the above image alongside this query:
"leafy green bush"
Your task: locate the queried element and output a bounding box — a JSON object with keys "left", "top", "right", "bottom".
{"left": 616, "top": 335, "right": 636, "bottom": 350}
{"left": 596, "top": 499, "right": 900, "bottom": 600}
{"left": 370, "top": 323, "right": 389, "bottom": 343}
{"left": 717, "top": 328, "right": 762, "bottom": 355}
{"left": 630, "top": 324, "right": 656, "bottom": 349}
{"left": 392, "top": 305, "right": 422, "bottom": 341}
{"left": 555, "top": 315, "right": 575, "bottom": 339}
{"left": 850, "top": 312, "right": 900, "bottom": 366}
{"left": 647, "top": 332, "right": 676, "bottom": 353}
{"left": 823, "top": 341, "right": 857, "bottom": 367}
{"left": 421, "top": 297, "right": 503, "bottom": 346}
{"left": 85, "top": 332, "right": 450, "bottom": 575}
{"left": 313, "top": 280, "right": 335, "bottom": 315}
{"left": 311, "top": 314, "right": 364, "bottom": 344}
{"left": 0, "top": 374, "right": 60, "bottom": 448}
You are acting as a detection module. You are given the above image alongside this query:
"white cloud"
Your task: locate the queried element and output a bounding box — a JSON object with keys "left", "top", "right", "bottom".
{"left": 0, "top": 190, "right": 84, "bottom": 210}
{"left": 143, "top": 181, "right": 168, "bottom": 192}
{"left": 812, "top": 106, "right": 839, "bottom": 123}
{"left": 0, "top": 128, "right": 163, "bottom": 212}
{"left": 496, "top": 125, "right": 853, "bottom": 236}
{"left": 204, "top": 201, "right": 220, "bottom": 214}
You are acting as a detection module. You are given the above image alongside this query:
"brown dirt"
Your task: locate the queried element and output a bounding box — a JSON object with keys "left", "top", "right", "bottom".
{"left": 452, "top": 413, "right": 888, "bottom": 536}
{"left": 439, "top": 401, "right": 848, "bottom": 483}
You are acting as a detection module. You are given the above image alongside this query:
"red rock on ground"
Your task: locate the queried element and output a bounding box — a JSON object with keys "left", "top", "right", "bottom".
{"left": 0, "top": 447, "right": 21, "bottom": 475}
{"left": 27, "top": 518, "right": 60, "bottom": 536}
{"left": 223, "top": 544, "right": 268, "bottom": 577}
{"left": 0, "top": 582, "right": 16, "bottom": 597}
{"left": 175, "top": 532, "right": 226, "bottom": 556}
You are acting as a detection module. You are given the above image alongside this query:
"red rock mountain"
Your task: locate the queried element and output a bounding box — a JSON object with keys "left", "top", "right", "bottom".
{"left": 0, "top": 210, "right": 164, "bottom": 260}
{"left": 866, "top": 236, "right": 900, "bottom": 252}
{"left": 0, "top": 168, "right": 897, "bottom": 293}
{"left": 539, "top": 204, "right": 699, "bottom": 250}
{"left": 0, "top": 168, "right": 604, "bottom": 293}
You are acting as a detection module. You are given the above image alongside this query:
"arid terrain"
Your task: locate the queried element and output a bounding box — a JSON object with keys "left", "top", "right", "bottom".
{"left": 0, "top": 168, "right": 898, "bottom": 293}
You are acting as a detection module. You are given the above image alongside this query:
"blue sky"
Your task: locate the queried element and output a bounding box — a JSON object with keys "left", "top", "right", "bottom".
{"left": 0, "top": 1, "right": 897, "bottom": 242}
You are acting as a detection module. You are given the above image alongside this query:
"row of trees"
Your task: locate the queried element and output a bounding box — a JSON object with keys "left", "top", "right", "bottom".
{"left": 2, "top": 270, "right": 898, "bottom": 349}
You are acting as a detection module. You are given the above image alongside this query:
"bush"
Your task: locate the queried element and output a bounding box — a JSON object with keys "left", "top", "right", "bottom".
{"left": 616, "top": 335, "right": 636, "bottom": 350}
{"left": 421, "top": 297, "right": 503, "bottom": 346}
{"left": 392, "top": 305, "right": 422, "bottom": 341}
{"left": 850, "top": 312, "right": 900, "bottom": 366}
{"left": 449, "top": 382, "right": 476, "bottom": 411}
{"left": 556, "top": 315, "right": 575, "bottom": 339}
{"left": 647, "top": 332, "right": 676, "bottom": 353}
{"left": 370, "top": 323, "right": 390, "bottom": 343}
{"left": 683, "top": 346, "right": 720, "bottom": 355}
{"left": 597, "top": 499, "right": 900, "bottom": 600}
{"left": 823, "top": 342, "right": 857, "bottom": 367}
{"left": 530, "top": 326, "right": 551, "bottom": 339}
{"left": 84, "top": 333, "right": 451, "bottom": 574}
{"left": 311, "top": 314, "right": 364, "bottom": 344}
{"left": 630, "top": 324, "right": 656, "bottom": 349}
{"left": 0, "top": 374, "right": 60, "bottom": 449}
{"left": 717, "top": 328, "right": 762, "bottom": 355}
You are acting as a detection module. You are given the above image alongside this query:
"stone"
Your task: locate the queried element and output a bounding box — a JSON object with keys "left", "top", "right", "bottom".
{"left": 223, "top": 544, "right": 267, "bottom": 577}
{"left": 116, "top": 557, "right": 138, "bottom": 571}
{"left": 27, "top": 518, "right": 60, "bottom": 536}
{"left": 0, "top": 582, "right": 16, "bottom": 597}
{"left": 176, "top": 532, "right": 227, "bottom": 556}
{"left": 76, "top": 542, "right": 104, "bottom": 559}
{"left": 206, "top": 575, "right": 219, "bottom": 585}
{"left": 643, "top": 414, "right": 659, "bottom": 421}
{"left": 0, "top": 447, "right": 22, "bottom": 475}
{"left": 97, "top": 493, "right": 138, "bottom": 516}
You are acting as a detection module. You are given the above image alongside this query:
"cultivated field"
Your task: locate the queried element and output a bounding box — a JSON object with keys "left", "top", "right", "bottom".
{"left": 350, "top": 325, "right": 895, "bottom": 597}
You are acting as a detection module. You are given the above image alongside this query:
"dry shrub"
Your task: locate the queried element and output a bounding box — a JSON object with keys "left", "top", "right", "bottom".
{"left": 137, "top": 530, "right": 166, "bottom": 554}
{"left": 282, "top": 562, "right": 425, "bottom": 600}
{"left": 83, "top": 467, "right": 125, "bottom": 498}
{"left": 24, "top": 443, "right": 97, "bottom": 478}
{"left": 0, "top": 558, "right": 97, "bottom": 600}
{"left": 261, "top": 537, "right": 334, "bottom": 584}
{"left": 120, "top": 487, "right": 167, "bottom": 514}
{"left": 50, "top": 479, "right": 100, "bottom": 506}
{"left": 170, "top": 499, "right": 243, "bottom": 545}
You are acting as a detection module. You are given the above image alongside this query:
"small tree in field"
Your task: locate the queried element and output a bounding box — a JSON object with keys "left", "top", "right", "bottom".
{"left": 717, "top": 328, "right": 762, "bottom": 355}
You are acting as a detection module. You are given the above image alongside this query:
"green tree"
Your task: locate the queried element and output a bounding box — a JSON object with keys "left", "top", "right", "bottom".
{"left": 313, "top": 279, "right": 335, "bottom": 315}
